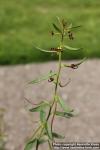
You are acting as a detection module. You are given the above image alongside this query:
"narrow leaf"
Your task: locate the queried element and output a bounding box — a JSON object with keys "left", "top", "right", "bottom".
{"left": 58, "top": 96, "right": 73, "bottom": 112}
{"left": 56, "top": 16, "right": 62, "bottom": 28}
{"left": 29, "top": 101, "right": 50, "bottom": 112}
{"left": 29, "top": 72, "right": 56, "bottom": 84}
{"left": 29, "top": 105, "right": 42, "bottom": 112}
{"left": 24, "top": 139, "right": 37, "bottom": 150}
{"left": 68, "top": 25, "right": 81, "bottom": 30}
{"left": 45, "top": 122, "right": 52, "bottom": 140}
{"left": 68, "top": 23, "right": 72, "bottom": 29}
{"left": 53, "top": 23, "right": 62, "bottom": 33}
{"left": 52, "top": 132, "right": 65, "bottom": 139}
{"left": 55, "top": 111, "right": 74, "bottom": 118}
{"left": 40, "top": 110, "right": 46, "bottom": 123}
{"left": 64, "top": 45, "right": 82, "bottom": 51}
{"left": 35, "top": 46, "right": 57, "bottom": 53}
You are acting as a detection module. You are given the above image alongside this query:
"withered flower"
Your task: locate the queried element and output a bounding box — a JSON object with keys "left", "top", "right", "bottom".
{"left": 50, "top": 47, "right": 63, "bottom": 52}
{"left": 68, "top": 31, "right": 74, "bottom": 40}
{"left": 48, "top": 77, "right": 54, "bottom": 82}
{"left": 70, "top": 64, "right": 78, "bottom": 69}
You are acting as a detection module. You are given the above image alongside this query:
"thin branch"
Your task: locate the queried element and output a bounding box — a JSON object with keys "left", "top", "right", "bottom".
{"left": 59, "top": 78, "right": 71, "bottom": 87}
{"left": 35, "top": 46, "right": 57, "bottom": 53}
{"left": 24, "top": 97, "right": 44, "bottom": 106}
{"left": 48, "top": 140, "right": 53, "bottom": 150}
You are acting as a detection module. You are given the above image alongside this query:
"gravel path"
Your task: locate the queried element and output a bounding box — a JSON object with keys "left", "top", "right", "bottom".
{"left": 0, "top": 60, "right": 100, "bottom": 150}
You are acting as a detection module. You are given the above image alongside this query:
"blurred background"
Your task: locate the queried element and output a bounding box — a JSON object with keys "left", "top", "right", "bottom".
{"left": 0, "top": 0, "right": 100, "bottom": 150}
{"left": 0, "top": 0, "right": 100, "bottom": 64}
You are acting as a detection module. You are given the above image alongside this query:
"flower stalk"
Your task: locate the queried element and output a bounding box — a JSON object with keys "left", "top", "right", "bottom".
{"left": 24, "top": 17, "right": 86, "bottom": 150}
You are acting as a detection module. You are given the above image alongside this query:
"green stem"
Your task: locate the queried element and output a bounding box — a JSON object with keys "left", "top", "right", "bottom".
{"left": 55, "top": 52, "right": 62, "bottom": 94}
{"left": 28, "top": 125, "right": 42, "bottom": 142}
{"left": 46, "top": 22, "right": 64, "bottom": 124}
{"left": 51, "top": 52, "right": 62, "bottom": 133}
{"left": 35, "top": 52, "right": 62, "bottom": 150}
{"left": 48, "top": 140, "right": 52, "bottom": 150}
{"left": 36, "top": 140, "right": 39, "bottom": 150}
{"left": 50, "top": 24, "right": 64, "bottom": 141}
{"left": 34, "top": 20, "right": 64, "bottom": 150}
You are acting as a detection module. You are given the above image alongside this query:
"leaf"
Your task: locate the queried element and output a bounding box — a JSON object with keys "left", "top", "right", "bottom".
{"left": 29, "top": 101, "right": 50, "bottom": 112}
{"left": 56, "top": 16, "right": 62, "bottom": 28}
{"left": 53, "top": 23, "right": 62, "bottom": 33}
{"left": 55, "top": 111, "right": 74, "bottom": 118}
{"left": 68, "top": 25, "right": 81, "bottom": 30}
{"left": 58, "top": 96, "right": 73, "bottom": 112}
{"left": 64, "top": 45, "right": 82, "bottom": 51}
{"left": 68, "top": 23, "right": 72, "bottom": 29}
{"left": 29, "top": 72, "right": 56, "bottom": 84}
{"left": 38, "top": 138, "right": 48, "bottom": 145}
{"left": 52, "top": 132, "right": 65, "bottom": 139}
{"left": 24, "top": 139, "right": 37, "bottom": 150}
{"left": 40, "top": 110, "right": 46, "bottom": 123}
{"left": 45, "top": 122, "right": 53, "bottom": 140}
{"left": 29, "top": 105, "right": 42, "bottom": 112}
{"left": 35, "top": 46, "right": 57, "bottom": 53}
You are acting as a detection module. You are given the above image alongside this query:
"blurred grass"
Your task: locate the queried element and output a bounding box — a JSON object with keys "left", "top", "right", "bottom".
{"left": 0, "top": 0, "right": 100, "bottom": 64}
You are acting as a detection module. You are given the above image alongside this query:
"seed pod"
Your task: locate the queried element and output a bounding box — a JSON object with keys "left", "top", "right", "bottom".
{"left": 50, "top": 48, "right": 55, "bottom": 51}
{"left": 48, "top": 77, "right": 54, "bottom": 82}
{"left": 50, "top": 48, "right": 63, "bottom": 52}
{"left": 70, "top": 64, "right": 78, "bottom": 69}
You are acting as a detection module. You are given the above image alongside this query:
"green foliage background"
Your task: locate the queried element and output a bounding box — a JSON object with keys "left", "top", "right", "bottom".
{"left": 0, "top": 0, "right": 100, "bottom": 64}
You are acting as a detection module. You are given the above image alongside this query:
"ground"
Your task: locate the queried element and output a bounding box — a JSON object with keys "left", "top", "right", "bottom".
{"left": 0, "top": 60, "right": 100, "bottom": 150}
